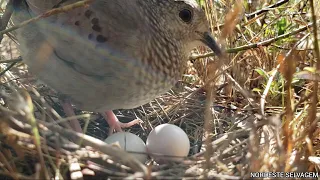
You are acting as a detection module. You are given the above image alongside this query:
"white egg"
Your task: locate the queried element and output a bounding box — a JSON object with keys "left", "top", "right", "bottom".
{"left": 104, "top": 132, "right": 147, "bottom": 163}
{"left": 146, "top": 124, "right": 190, "bottom": 163}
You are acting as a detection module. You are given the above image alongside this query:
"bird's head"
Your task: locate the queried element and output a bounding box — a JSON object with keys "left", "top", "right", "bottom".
{"left": 146, "top": 0, "right": 222, "bottom": 57}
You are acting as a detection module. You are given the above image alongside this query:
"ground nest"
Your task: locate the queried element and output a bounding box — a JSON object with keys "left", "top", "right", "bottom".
{"left": 0, "top": 70, "right": 254, "bottom": 179}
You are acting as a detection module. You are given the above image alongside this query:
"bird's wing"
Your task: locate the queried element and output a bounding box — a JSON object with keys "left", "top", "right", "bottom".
{"left": 15, "top": 0, "right": 146, "bottom": 79}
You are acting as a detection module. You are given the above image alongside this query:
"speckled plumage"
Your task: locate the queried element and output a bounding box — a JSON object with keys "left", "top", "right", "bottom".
{"left": 12, "top": 0, "right": 221, "bottom": 113}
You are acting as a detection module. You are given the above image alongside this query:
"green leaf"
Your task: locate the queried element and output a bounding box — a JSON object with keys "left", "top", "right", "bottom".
{"left": 252, "top": 88, "right": 262, "bottom": 92}
{"left": 276, "top": 18, "right": 287, "bottom": 35}
{"left": 255, "top": 68, "right": 269, "bottom": 79}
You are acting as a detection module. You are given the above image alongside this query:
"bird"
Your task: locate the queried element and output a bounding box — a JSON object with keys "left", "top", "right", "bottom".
{"left": 12, "top": 0, "right": 222, "bottom": 134}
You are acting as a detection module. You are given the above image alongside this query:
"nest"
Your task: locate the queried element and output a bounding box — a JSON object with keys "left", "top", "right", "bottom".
{"left": 0, "top": 72, "right": 252, "bottom": 179}
{"left": 1, "top": 60, "right": 317, "bottom": 179}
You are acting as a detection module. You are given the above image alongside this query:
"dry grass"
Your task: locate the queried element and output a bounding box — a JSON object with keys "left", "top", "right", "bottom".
{"left": 0, "top": 0, "right": 320, "bottom": 179}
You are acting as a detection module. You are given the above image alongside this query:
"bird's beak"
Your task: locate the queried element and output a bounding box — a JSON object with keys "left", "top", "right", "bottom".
{"left": 199, "top": 32, "right": 222, "bottom": 57}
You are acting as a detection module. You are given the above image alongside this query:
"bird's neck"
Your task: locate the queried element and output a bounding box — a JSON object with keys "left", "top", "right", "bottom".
{"left": 141, "top": 31, "right": 187, "bottom": 81}
{"left": 135, "top": 0, "right": 188, "bottom": 80}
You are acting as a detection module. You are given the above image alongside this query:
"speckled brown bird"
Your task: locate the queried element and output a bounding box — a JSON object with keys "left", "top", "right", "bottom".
{"left": 12, "top": 0, "right": 222, "bottom": 133}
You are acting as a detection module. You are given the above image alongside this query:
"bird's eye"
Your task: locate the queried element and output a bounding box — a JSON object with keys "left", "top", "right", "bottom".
{"left": 179, "top": 9, "right": 192, "bottom": 23}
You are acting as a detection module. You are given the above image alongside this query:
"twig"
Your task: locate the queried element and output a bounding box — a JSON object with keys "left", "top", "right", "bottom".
{"left": 0, "top": 171, "right": 35, "bottom": 180}
{"left": 0, "top": 56, "right": 22, "bottom": 64}
{"left": 245, "top": 0, "right": 289, "bottom": 20}
{"left": 0, "top": 62, "right": 18, "bottom": 77}
{"left": 0, "top": 0, "right": 94, "bottom": 36}
{"left": 0, "top": 0, "right": 14, "bottom": 43}
{"left": 22, "top": 91, "right": 50, "bottom": 179}
{"left": 308, "top": 0, "right": 320, "bottom": 154}
{"left": 87, "top": 161, "right": 129, "bottom": 177}
{"left": 191, "top": 22, "right": 314, "bottom": 60}
{"left": 207, "top": 171, "right": 241, "bottom": 179}
{"left": 224, "top": 73, "right": 257, "bottom": 107}
{"left": 39, "top": 121, "right": 148, "bottom": 175}
{"left": 203, "top": 84, "right": 214, "bottom": 177}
